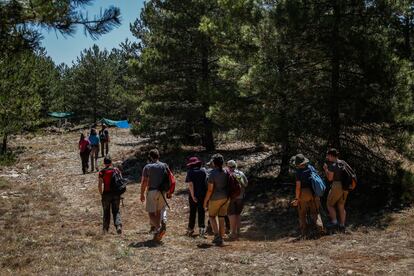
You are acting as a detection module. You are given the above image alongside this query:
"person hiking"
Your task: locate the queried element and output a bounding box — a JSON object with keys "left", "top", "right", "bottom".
{"left": 185, "top": 157, "right": 208, "bottom": 238}
{"left": 323, "top": 148, "right": 349, "bottom": 232}
{"left": 203, "top": 154, "right": 230, "bottom": 246}
{"left": 226, "top": 160, "right": 248, "bottom": 241}
{"left": 78, "top": 133, "right": 91, "bottom": 174}
{"left": 140, "top": 149, "right": 170, "bottom": 242}
{"left": 204, "top": 160, "right": 230, "bottom": 236}
{"left": 88, "top": 128, "right": 100, "bottom": 172}
{"left": 99, "top": 123, "right": 110, "bottom": 157}
{"left": 98, "top": 156, "right": 122, "bottom": 234}
{"left": 291, "top": 154, "right": 324, "bottom": 238}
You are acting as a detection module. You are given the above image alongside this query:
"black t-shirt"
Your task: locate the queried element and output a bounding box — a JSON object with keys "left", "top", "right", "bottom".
{"left": 295, "top": 165, "right": 312, "bottom": 189}
{"left": 99, "top": 129, "right": 109, "bottom": 141}
{"left": 328, "top": 160, "right": 347, "bottom": 182}
{"left": 185, "top": 167, "right": 208, "bottom": 199}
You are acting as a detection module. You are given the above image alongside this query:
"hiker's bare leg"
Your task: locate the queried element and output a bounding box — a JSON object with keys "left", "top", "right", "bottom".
{"left": 149, "top": 212, "right": 160, "bottom": 229}
{"left": 298, "top": 205, "right": 307, "bottom": 235}
{"left": 236, "top": 215, "right": 241, "bottom": 235}
{"left": 90, "top": 151, "right": 94, "bottom": 171}
{"left": 229, "top": 215, "right": 237, "bottom": 236}
{"left": 218, "top": 217, "right": 225, "bottom": 238}
{"left": 155, "top": 211, "right": 161, "bottom": 229}
{"left": 327, "top": 205, "right": 337, "bottom": 223}
{"left": 337, "top": 204, "right": 346, "bottom": 226}
{"left": 209, "top": 216, "right": 219, "bottom": 235}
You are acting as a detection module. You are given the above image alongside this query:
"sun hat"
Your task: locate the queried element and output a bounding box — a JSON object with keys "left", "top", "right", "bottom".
{"left": 292, "top": 154, "right": 309, "bottom": 167}
{"left": 227, "top": 160, "right": 237, "bottom": 169}
{"left": 186, "top": 157, "right": 202, "bottom": 167}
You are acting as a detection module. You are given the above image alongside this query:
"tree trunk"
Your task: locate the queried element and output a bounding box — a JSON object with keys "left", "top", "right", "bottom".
{"left": 329, "top": 0, "right": 341, "bottom": 150}
{"left": 279, "top": 139, "right": 291, "bottom": 180}
{"left": 202, "top": 116, "right": 215, "bottom": 151}
{"left": 277, "top": 65, "right": 291, "bottom": 179}
{"left": 1, "top": 134, "right": 7, "bottom": 155}
{"left": 200, "top": 38, "right": 215, "bottom": 151}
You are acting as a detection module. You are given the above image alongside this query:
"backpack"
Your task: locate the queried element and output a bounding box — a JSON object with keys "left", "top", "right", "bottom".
{"left": 159, "top": 164, "right": 175, "bottom": 193}
{"left": 99, "top": 130, "right": 106, "bottom": 141}
{"left": 109, "top": 168, "right": 127, "bottom": 195}
{"left": 338, "top": 160, "right": 357, "bottom": 191}
{"left": 308, "top": 165, "right": 326, "bottom": 197}
{"left": 226, "top": 169, "right": 241, "bottom": 199}
{"left": 167, "top": 167, "right": 176, "bottom": 194}
{"left": 233, "top": 171, "right": 248, "bottom": 188}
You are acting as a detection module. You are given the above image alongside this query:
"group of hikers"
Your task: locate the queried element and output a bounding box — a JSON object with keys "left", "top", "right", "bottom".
{"left": 291, "top": 148, "right": 356, "bottom": 237}
{"left": 78, "top": 123, "right": 110, "bottom": 174}
{"left": 91, "top": 139, "right": 357, "bottom": 245}
{"left": 96, "top": 149, "right": 248, "bottom": 246}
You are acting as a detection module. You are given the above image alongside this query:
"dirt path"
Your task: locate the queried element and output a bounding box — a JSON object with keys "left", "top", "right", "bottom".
{"left": 1, "top": 129, "right": 413, "bottom": 275}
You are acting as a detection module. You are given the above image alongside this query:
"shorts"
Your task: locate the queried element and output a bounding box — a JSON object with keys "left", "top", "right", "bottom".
{"left": 146, "top": 190, "right": 166, "bottom": 213}
{"left": 327, "top": 181, "right": 348, "bottom": 207}
{"left": 208, "top": 198, "right": 229, "bottom": 217}
{"left": 228, "top": 199, "right": 244, "bottom": 216}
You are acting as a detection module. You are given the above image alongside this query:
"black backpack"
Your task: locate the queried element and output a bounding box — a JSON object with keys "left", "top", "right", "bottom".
{"left": 158, "top": 164, "right": 171, "bottom": 192}
{"left": 109, "top": 168, "right": 127, "bottom": 195}
{"left": 99, "top": 130, "right": 106, "bottom": 141}
{"left": 337, "top": 160, "right": 357, "bottom": 191}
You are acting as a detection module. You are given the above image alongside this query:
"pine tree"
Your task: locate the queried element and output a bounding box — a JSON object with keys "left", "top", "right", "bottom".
{"left": 0, "top": 51, "right": 42, "bottom": 153}
{"left": 0, "top": 0, "right": 121, "bottom": 54}
{"left": 131, "top": 0, "right": 233, "bottom": 151}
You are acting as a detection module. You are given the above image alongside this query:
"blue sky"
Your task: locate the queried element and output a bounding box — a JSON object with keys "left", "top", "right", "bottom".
{"left": 41, "top": 0, "right": 145, "bottom": 66}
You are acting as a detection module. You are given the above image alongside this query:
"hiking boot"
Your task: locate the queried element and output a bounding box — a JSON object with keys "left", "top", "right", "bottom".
{"left": 116, "top": 225, "right": 122, "bottom": 235}
{"left": 212, "top": 235, "right": 220, "bottom": 244}
{"left": 149, "top": 226, "right": 156, "bottom": 234}
{"left": 186, "top": 229, "right": 194, "bottom": 237}
{"left": 227, "top": 233, "right": 239, "bottom": 241}
{"left": 212, "top": 235, "right": 224, "bottom": 246}
{"left": 338, "top": 225, "right": 347, "bottom": 234}
{"left": 212, "top": 236, "right": 224, "bottom": 246}
{"left": 102, "top": 228, "right": 109, "bottom": 235}
{"left": 199, "top": 228, "right": 206, "bottom": 238}
{"left": 326, "top": 222, "right": 339, "bottom": 230}
{"left": 158, "top": 222, "right": 167, "bottom": 241}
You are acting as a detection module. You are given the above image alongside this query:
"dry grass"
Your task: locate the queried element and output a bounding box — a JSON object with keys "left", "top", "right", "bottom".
{"left": 0, "top": 129, "right": 413, "bottom": 275}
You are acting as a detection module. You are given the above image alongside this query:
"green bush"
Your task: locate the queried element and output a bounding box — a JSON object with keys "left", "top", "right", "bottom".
{"left": 0, "top": 152, "right": 17, "bottom": 166}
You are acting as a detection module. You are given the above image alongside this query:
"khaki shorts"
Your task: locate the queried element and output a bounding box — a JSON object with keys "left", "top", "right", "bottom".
{"left": 146, "top": 190, "right": 166, "bottom": 213}
{"left": 327, "top": 182, "right": 348, "bottom": 207}
{"left": 208, "top": 198, "right": 229, "bottom": 217}
{"left": 228, "top": 199, "right": 244, "bottom": 216}
{"left": 298, "top": 188, "right": 324, "bottom": 234}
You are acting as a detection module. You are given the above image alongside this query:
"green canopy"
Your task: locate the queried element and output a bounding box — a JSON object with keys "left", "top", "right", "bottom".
{"left": 48, "top": 112, "right": 74, "bottom": 118}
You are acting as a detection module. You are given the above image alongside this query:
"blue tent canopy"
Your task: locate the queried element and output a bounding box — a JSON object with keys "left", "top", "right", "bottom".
{"left": 101, "top": 118, "right": 130, "bottom": 129}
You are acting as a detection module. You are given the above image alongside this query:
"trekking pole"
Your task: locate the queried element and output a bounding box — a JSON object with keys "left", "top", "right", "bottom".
{"left": 161, "top": 192, "right": 170, "bottom": 209}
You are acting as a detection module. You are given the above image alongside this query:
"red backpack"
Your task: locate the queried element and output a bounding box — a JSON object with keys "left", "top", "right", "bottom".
{"left": 226, "top": 169, "right": 241, "bottom": 199}
{"left": 167, "top": 167, "right": 176, "bottom": 194}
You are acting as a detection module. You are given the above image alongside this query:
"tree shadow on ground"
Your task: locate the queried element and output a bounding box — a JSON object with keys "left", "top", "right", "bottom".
{"left": 128, "top": 240, "right": 163, "bottom": 248}
{"left": 241, "top": 176, "right": 299, "bottom": 241}
{"left": 119, "top": 141, "right": 411, "bottom": 241}
{"left": 120, "top": 144, "right": 270, "bottom": 183}
{"left": 115, "top": 141, "right": 148, "bottom": 148}
{"left": 241, "top": 173, "right": 408, "bottom": 241}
